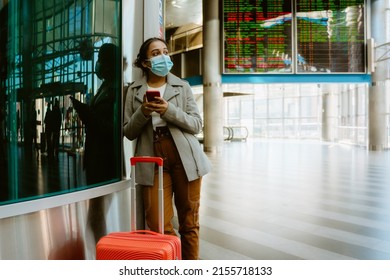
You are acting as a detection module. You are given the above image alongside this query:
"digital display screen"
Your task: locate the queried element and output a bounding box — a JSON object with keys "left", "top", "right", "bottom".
{"left": 296, "top": 0, "right": 365, "bottom": 73}
{"left": 223, "top": 0, "right": 366, "bottom": 74}
{"left": 223, "top": 0, "right": 293, "bottom": 73}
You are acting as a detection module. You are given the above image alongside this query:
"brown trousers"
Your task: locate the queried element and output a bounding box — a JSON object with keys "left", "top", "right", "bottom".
{"left": 143, "top": 132, "right": 202, "bottom": 260}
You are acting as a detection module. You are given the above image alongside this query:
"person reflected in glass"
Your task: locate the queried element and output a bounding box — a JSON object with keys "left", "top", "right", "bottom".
{"left": 31, "top": 102, "right": 38, "bottom": 152}
{"left": 17, "top": 109, "right": 21, "bottom": 141}
{"left": 123, "top": 37, "right": 211, "bottom": 260}
{"left": 44, "top": 102, "right": 53, "bottom": 157}
{"left": 70, "top": 43, "right": 119, "bottom": 185}
{"left": 52, "top": 98, "right": 62, "bottom": 158}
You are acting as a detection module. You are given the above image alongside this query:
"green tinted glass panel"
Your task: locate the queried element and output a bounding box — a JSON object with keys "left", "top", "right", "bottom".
{"left": 0, "top": 0, "right": 122, "bottom": 205}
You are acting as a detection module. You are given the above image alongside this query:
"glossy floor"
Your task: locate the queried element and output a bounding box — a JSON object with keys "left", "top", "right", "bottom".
{"left": 198, "top": 139, "right": 390, "bottom": 260}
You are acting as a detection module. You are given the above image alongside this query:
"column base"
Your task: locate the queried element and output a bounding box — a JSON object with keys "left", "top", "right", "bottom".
{"left": 203, "top": 146, "right": 223, "bottom": 154}
{"left": 369, "top": 144, "right": 387, "bottom": 151}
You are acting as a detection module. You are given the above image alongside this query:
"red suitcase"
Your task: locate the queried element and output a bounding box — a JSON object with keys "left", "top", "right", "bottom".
{"left": 96, "top": 156, "right": 181, "bottom": 260}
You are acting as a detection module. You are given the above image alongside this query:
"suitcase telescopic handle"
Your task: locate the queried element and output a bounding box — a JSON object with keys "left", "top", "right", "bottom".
{"left": 130, "top": 156, "right": 164, "bottom": 234}
{"left": 131, "top": 156, "right": 163, "bottom": 166}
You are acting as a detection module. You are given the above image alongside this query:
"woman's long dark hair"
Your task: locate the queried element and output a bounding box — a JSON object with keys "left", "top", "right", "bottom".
{"left": 133, "top": 37, "right": 169, "bottom": 76}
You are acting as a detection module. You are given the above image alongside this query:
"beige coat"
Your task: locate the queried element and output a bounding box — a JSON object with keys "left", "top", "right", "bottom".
{"left": 123, "top": 73, "right": 211, "bottom": 186}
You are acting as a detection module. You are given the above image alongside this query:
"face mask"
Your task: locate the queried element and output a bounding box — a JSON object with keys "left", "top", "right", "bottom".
{"left": 148, "top": 54, "right": 173, "bottom": 77}
{"left": 95, "top": 61, "right": 103, "bottom": 80}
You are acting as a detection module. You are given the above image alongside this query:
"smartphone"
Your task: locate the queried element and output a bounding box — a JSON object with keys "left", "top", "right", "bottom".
{"left": 146, "top": 90, "right": 160, "bottom": 102}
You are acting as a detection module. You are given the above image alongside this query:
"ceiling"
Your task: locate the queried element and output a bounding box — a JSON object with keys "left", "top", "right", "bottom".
{"left": 165, "top": 0, "right": 202, "bottom": 29}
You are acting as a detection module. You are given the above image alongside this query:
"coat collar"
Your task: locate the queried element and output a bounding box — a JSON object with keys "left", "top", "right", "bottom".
{"left": 91, "top": 81, "right": 116, "bottom": 106}
{"left": 130, "top": 73, "right": 186, "bottom": 101}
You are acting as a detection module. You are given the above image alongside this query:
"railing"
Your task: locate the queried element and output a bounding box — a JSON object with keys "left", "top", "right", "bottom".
{"left": 225, "top": 126, "right": 249, "bottom": 141}
{"left": 337, "top": 125, "right": 368, "bottom": 147}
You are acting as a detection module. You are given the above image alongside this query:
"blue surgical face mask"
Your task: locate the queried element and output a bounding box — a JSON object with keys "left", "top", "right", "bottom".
{"left": 148, "top": 54, "right": 173, "bottom": 77}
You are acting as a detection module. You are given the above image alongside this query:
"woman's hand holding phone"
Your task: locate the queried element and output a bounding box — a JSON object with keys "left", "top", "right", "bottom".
{"left": 142, "top": 91, "right": 168, "bottom": 117}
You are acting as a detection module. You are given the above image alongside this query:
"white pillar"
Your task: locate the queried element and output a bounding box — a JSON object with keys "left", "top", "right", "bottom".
{"left": 122, "top": 0, "right": 149, "bottom": 230}
{"left": 144, "top": 0, "right": 164, "bottom": 39}
{"left": 202, "top": 0, "right": 224, "bottom": 153}
{"left": 368, "top": 0, "right": 389, "bottom": 150}
{"left": 321, "top": 84, "right": 338, "bottom": 142}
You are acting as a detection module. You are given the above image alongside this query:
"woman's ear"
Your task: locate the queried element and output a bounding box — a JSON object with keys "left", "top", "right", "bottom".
{"left": 141, "top": 60, "right": 150, "bottom": 69}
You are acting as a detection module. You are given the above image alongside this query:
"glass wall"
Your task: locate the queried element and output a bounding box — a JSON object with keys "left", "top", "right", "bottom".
{"left": 0, "top": 0, "right": 122, "bottom": 205}
{"left": 338, "top": 84, "right": 368, "bottom": 145}
{"left": 224, "top": 83, "right": 370, "bottom": 146}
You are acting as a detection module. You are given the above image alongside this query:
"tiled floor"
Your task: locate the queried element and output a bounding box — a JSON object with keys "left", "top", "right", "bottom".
{"left": 199, "top": 139, "right": 390, "bottom": 260}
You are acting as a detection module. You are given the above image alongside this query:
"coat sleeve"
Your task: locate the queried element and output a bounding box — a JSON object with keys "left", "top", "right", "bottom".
{"left": 123, "top": 86, "right": 151, "bottom": 141}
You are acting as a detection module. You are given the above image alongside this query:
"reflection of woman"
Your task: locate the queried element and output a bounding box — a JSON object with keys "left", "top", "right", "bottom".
{"left": 70, "top": 43, "right": 120, "bottom": 245}
{"left": 70, "top": 43, "right": 119, "bottom": 185}
{"left": 124, "top": 37, "right": 211, "bottom": 260}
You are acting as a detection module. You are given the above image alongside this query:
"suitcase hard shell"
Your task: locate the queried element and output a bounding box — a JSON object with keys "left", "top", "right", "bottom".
{"left": 96, "top": 156, "right": 182, "bottom": 260}
{"left": 96, "top": 230, "right": 181, "bottom": 260}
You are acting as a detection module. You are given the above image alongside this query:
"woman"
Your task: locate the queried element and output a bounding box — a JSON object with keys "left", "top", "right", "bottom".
{"left": 123, "top": 37, "right": 211, "bottom": 260}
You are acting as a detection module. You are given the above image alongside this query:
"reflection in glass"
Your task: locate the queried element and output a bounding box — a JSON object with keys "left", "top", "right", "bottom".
{"left": 0, "top": 0, "right": 121, "bottom": 205}
{"left": 70, "top": 43, "right": 120, "bottom": 186}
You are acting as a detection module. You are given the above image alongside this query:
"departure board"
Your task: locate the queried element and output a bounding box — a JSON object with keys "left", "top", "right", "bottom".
{"left": 296, "top": 0, "right": 365, "bottom": 73}
{"left": 223, "top": 0, "right": 366, "bottom": 74}
{"left": 223, "top": 0, "right": 293, "bottom": 73}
